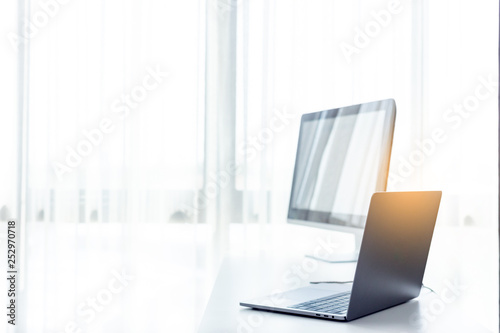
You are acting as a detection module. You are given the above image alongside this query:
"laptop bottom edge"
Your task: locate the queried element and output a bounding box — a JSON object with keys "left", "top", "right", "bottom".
{"left": 239, "top": 302, "right": 348, "bottom": 321}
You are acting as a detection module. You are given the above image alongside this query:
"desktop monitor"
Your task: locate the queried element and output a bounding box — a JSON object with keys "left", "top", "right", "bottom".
{"left": 287, "top": 99, "right": 396, "bottom": 262}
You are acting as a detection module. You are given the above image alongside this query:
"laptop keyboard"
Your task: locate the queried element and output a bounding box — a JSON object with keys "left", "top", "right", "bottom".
{"left": 289, "top": 292, "right": 350, "bottom": 314}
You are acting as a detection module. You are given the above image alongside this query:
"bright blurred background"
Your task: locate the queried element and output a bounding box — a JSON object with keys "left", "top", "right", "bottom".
{"left": 0, "top": 0, "right": 497, "bottom": 332}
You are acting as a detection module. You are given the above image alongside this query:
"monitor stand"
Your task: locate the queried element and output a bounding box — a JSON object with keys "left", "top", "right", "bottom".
{"left": 305, "top": 231, "right": 363, "bottom": 263}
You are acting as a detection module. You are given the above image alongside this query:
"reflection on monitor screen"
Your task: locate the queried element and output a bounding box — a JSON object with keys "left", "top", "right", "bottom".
{"left": 288, "top": 99, "right": 396, "bottom": 229}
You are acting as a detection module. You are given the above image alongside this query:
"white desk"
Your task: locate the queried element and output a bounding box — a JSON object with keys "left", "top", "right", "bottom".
{"left": 16, "top": 222, "right": 496, "bottom": 332}
{"left": 199, "top": 225, "right": 497, "bottom": 332}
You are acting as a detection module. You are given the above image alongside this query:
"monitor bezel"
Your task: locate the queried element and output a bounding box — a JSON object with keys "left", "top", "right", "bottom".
{"left": 287, "top": 99, "right": 396, "bottom": 232}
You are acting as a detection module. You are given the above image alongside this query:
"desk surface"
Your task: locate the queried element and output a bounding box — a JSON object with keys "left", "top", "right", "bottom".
{"left": 199, "top": 225, "right": 497, "bottom": 332}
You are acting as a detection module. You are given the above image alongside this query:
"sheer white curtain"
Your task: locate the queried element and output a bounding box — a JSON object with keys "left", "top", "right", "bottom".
{"left": 231, "top": 0, "right": 416, "bottom": 225}
{"left": 0, "top": 1, "right": 20, "bottom": 225}
{"left": 25, "top": 0, "right": 205, "bottom": 225}
{"left": 232, "top": 0, "right": 498, "bottom": 228}
{"left": 5, "top": 0, "right": 209, "bottom": 331}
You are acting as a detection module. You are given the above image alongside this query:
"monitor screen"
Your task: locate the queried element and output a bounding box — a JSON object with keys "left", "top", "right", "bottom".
{"left": 288, "top": 99, "right": 396, "bottom": 229}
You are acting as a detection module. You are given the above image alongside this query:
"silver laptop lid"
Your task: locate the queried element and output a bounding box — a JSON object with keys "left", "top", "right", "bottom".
{"left": 347, "top": 191, "right": 442, "bottom": 321}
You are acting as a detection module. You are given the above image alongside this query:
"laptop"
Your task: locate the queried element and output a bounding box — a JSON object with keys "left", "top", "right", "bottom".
{"left": 240, "top": 191, "right": 442, "bottom": 321}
